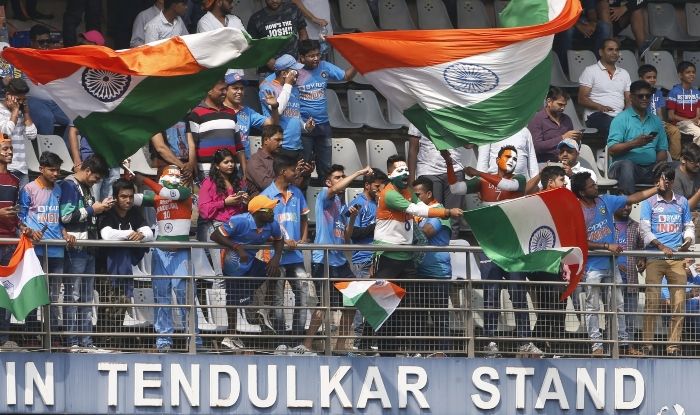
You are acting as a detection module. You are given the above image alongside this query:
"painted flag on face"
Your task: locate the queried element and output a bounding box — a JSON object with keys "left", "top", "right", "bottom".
{"left": 326, "top": 0, "right": 581, "bottom": 150}
{"left": 334, "top": 280, "right": 406, "bottom": 330}
{"left": 464, "top": 188, "right": 588, "bottom": 299}
{"left": 2, "top": 28, "right": 289, "bottom": 165}
{"left": 0, "top": 236, "right": 50, "bottom": 320}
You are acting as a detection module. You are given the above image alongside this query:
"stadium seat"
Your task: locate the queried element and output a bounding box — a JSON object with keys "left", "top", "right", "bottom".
{"left": 494, "top": 0, "right": 509, "bottom": 26}
{"left": 687, "top": 2, "right": 700, "bottom": 37}
{"left": 550, "top": 52, "right": 578, "bottom": 88}
{"left": 326, "top": 89, "right": 363, "bottom": 129}
{"left": 331, "top": 48, "right": 370, "bottom": 85}
{"left": 345, "top": 187, "right": 364, "bottom": 204}
{"left": 617, "top": 50, "right": 639, "bottom": 81}
{"left": 231, "top": 0, "right": 262, "bottom": 27}
{"left": 579, "top": 144, "right": 618, "bottom": 187}
{"left": 378, "top": 0, "right": 416, "bottom": 30}
{"left": 643, "top": 51, "right": 679, "bottom": 90}
{"left": 567, "top": 50, "right": 596, "bottom": 85}
{"left": 416, "top": 0, "right": 454, "bottom": 29}
{"left": 387, "top": 102, "right": 411, "bottom": 127}
{"left": 127, "top": 148, "right": 157, "bottom": 176}
{"left": 332, "top": 137, "right": 364, "bottom": 173}
{"left": 306, "top": 186, "right": 324, "bottom": 224}
{"left": 24, "top": 138, "right": 40, "bottom": 174}
{"left": 682, "top": 51, "right": 700, "bottom": 88}
{"left": 203, "top": 289, "right": 228, "bottom": 332}
{"left": 563, "top": 98, "right": 585, "bottom": 131}
{"left": 131, "top": 288, "right": 155, "bottom": 326}
{"left": 456, "top": 0, "right": 491, "bottom": 28}
{"left": 339, "top": 0, "right": 380, "bottom": 31}
{"left": 366, "top": 139, "right": 399, "bottom": 172}
{"left": 648, "top": 2, "right": 700, "bottom": 42}
{"left": 249, "top": 135, "right": 262, "bottom": 155}
{"left": 243, "top": 86, "right": 262, "bottom": 114}
{"left": 36, "top": 134, "right": 74, "bottom": 173}
{"left": 347, "top": 90, "right": 404, "bottom": 130}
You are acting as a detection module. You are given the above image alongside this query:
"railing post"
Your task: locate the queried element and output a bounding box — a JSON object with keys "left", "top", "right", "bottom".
{"left": 465, "top": 250, "right": 475, "bottom": 358}
{"left": 187, "top": 247, "right": 196, "bottom": 354}
{"left": 43, "top": 246, "right": 51, "bottom": 351}
{"left": 323, "top": 249, "right": 332, "bottom": 356}
{"left": 610, "top": 252, "right": 619, "bottom": 359}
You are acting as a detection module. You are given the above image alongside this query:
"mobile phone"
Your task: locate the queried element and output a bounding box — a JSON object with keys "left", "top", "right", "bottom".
{"left": 344, "top": 204, "right": 362, "bottom": 217}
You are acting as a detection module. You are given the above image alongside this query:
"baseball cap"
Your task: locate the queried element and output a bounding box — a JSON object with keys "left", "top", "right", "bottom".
{"left": 225, "top": 69, "right": 244, "bottom": 85}
{"left": 0, "top": 42, "right": 9, "bottom": 51}
{"left": 248, "top": 195, "right": 278, "bottom": 213}
{"left": 273, "top": 54, "right": 303, "bottom": 71}
{"left": 557, "top": 138, "right": 580, "bottom": 151}
{"left": 79, "top": 30, "right": 105, "bottom": 46}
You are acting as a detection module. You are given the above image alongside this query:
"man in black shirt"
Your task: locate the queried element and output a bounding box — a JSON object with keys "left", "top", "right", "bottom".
{"left": 247, "top": 0, "right": 308, "bottom": 75}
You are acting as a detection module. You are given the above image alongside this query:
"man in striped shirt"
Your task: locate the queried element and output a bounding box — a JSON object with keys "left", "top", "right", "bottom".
{"left": 1, "top": 78, "right": 37, "bottom": 189}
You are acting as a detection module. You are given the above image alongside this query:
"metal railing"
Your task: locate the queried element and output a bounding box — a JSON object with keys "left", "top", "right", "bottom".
{"left": 2, "top": 237, "right": 700, "bottom": 358}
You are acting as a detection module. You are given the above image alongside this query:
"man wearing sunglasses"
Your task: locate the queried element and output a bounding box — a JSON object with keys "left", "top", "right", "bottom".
{"left": 608, "top": 80, "right": 669, "bottom": 194}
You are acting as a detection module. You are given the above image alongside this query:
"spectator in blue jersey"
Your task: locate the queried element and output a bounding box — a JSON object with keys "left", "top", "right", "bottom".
{"left": 60, "top": 154, "right": 113, "bottom": 352}
{"left": 572, "top": 171, "right": 656, "bottom": 357}
{"left": 259, "top": 55, "right": 315, "bottom": 161}
{"left": 301, "top": 163, "right": 372, "bottom": 353}
{"left": 613, "top": 203, "right": 645, "bottom": 335}
{"left": 210, "top": 194, "right": 284, "bottom": 351}
{"left": 149, "top": 120, "right": 196, "bottom": 185}
{"left": 638, "top": 64, "right": 681, "bottom": 160}
{"left": 347, "top": 167, "right": 387, "bottom": 345}
{"left": 18, "top": 151, "right": 73, "bottom": 347}
{"left": 222, "top": 69, "right": 279, "bottom": 160}
{"left": 259, "top": 155, "right": 311, "bottom": 352}
{"left": 297, "top": 40, "right": 356, "bottom": 179}
{"left": 640, "top": 163, "right": 695, "bottom": 357}
{"left": 412, "top": 176, "right": 452, "bottom": 355}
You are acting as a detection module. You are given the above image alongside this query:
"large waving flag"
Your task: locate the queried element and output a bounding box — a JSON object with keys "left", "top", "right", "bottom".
{"left": 3, "top": 28, "right": 288, "bottom": 165}
{"left": 327, "top": 0, "right": 581, "bottom": 150}
{"left": 0, "top": 236, "right": 50, "bottom": 320}
{"left": 464, "top": 188, "right": 588, "bottom": 300}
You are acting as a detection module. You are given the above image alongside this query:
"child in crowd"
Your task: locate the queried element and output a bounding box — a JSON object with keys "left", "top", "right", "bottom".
{"left": 667, "top": 61, "right": 700, "bottom": 144}
{"left": 638, "top": 64, "right": 682, "bottom": 160}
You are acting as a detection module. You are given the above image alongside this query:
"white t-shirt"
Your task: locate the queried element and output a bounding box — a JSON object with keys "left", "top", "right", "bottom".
{"left": 578, "top": 61, "right": 631, "bottom": 120}
{"left": 196, "top": 11, "right": 244, "bottom": 33}
{"left": 300, "top": 0, "right": 333, "bottom": 39}
{"left": 476, "top": 127, "right": 539, "bottom": 179}
{"left": 408, "top": 124, "right": 463, "bottom": 177}
{"left": 144, "top": 12, "right": 189, "bottom": 44}
{"left": 131, "top": 5, "right": 161, "bottom": 47}
{"left": 564, "top": 161, "right": 598, "bottom": 189}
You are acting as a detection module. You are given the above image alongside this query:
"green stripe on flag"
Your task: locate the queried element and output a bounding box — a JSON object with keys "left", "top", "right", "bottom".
{"left": 76, "top": 36, "right": 290, "bottom": 166}
{"left": 499, "top": 0, "right": 551, "bottom": 27}
{"left": 404, "top": 55, "right": 551, "bottom": 151}
{"left": 0, "top": 275, "right": 49, "bottom": 321}
{"left": 465, "top": 204, "right": 566, "bottom": 274}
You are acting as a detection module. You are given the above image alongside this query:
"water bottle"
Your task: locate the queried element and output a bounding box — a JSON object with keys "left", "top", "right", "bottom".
{"left": 319, "top": 26, "right": 328, "bottom": 41}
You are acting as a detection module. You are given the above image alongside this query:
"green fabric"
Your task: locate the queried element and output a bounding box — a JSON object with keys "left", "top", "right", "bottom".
{"left": 499, "top": 0, "right": 551, "bottom": 27}
{"left": 77, "top": 36, "right": 290, "bottom": 166}
{"left": 0, "top": 274, "right": 49, "bottom": 320}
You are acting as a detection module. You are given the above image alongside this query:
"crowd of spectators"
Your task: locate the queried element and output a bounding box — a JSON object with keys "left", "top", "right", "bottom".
{"left": 0, "top": 0, "right": 699, "bottom": 357}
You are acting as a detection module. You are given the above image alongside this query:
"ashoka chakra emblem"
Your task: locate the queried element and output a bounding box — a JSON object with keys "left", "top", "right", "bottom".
{"left": 528, "top": 226, "right": 556, "bottom": 253}
{"left": 443, "top": 63, "right": 499, "bottom": 94}
{"left": 81, "top": 68, "right": 131, "bottom": 102}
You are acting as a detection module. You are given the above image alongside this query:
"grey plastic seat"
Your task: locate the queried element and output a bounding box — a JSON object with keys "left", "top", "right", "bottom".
{"left": 331, "top": 48, "right": 370, "bottom": 85}
{"left": 417, "top": 0, "right": 454, "bottom": 29}
{"left": 305, "top": 186, "right": 324, "bottom": 224}
{"left": 243, "top": 85, "right": 262, "bottom": 114}
{"left": 494, "top": 0, "right": 509, "bottom": 27}
{"left": 24, "top": 138, "right": 40, "bottom": 174}
{"left": 36, "top": 134, "right": 74, "bottom": 173}
{"left": 387, "top": 102, "right": 410, "bottom": 127}
{"left": 332, "top": 137, "right": 364, "bottom": 173}
{"left": 347, "top": 90, "right": 404, "bottom": 130}
{"left": 616, "top": 50, "right": 639, "bottom": 80}
{"left": 456, "top": 0, "right": 491, "bottom": 28}
{"left": 643, "top": 51, "right": 679, "bottom": 90}
{"left": 687, "top": 3, "right": 700, "bottom": 37}
{"left": 683, "top": 51, "right": 700, "bottom": 88}
{"left": 563, "top": 98, "right": 585, "bottom": 131}
{"left": 550, "top": 52, "right": 577, "bottom": 88}
{"left": 579, "top": 144, "right": 618, "bottom": 187}
{"left": 366, "top": 139, "right": 399, "bottom": 172}
{"left": 648, "top": 2, "right": 700, "bottom": 42}
{"left": 326, "top": 89, "right": 363, "bottom": 129}
{"left": 249, "top": 136, "right": 262, "bottom": 155}
{"left": 567, "top": 49, "right": 596, "bottom": 84}
{"left": 127, "top": 148, "right": 157, "bottom": 176}
{"left": 339, "top": 0, "right": 380, "bottom": 31}
{"left": 379, "top": 0, "right": 416, "bottom": 30}
{"left": 231, "top": 0, "right": 262, "bottom": 27}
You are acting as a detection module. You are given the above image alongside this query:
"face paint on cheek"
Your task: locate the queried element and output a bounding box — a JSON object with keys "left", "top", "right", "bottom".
{"left": 389, "top": 162, "right": 409, "bottom": 179}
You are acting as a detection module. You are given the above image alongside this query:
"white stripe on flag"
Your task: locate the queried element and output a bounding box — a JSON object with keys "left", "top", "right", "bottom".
{"left": 363, "top": 36, "right": 552, "bottom": 112}
{"left": 498, "top": 195, "right": 560, "bottom": 254}
{"left": 338, "top": 281, "right": 376, "bottom": 299}
{"left": 181, "top": 27, "right": 251, "bottom": 68}
{"left": 4, "top": 247, "right": 44, "bottom": 300}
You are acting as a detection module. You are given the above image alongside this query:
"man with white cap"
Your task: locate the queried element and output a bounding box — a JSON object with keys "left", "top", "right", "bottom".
{"left": 556, "top": 137, "right": 597, "bottom": 189}
{"left": 259, "top": 54, "right": 314, "bottom": 161}
{"left": 223, "top": 69, "right": 279, "bottom": 159}
{"left": 197, "top": 0, "right": 244, "bottom": 33}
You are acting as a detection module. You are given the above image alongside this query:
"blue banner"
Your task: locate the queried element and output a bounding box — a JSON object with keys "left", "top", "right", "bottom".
{"left": 0, "top": 353, "right": 690, "bottom": 414}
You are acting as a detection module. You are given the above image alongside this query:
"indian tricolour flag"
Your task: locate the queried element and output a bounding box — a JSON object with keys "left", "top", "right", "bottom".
{"left": 327, "top": 0, "right": 581, "bottom": 150}
{"left": 0, "top": 236, "right": 50, "bottom": 320}
{"left": 335, "top": 280, "right": 405, "bottom": 330}
{"left": 2, "top": 28, "right": 288, "bottom": 165}
{"left": 464, "top": 188, "right": 588, "bottom": 300}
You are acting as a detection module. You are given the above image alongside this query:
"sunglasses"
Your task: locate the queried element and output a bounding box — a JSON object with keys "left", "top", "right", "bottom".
{"left": 634, "top": 93, "right": 652, "bottom": 99}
